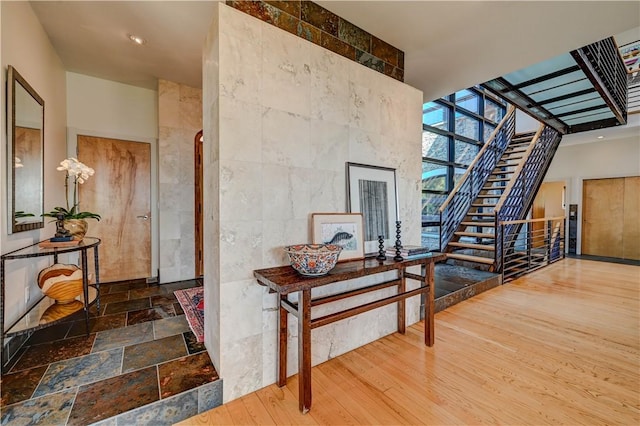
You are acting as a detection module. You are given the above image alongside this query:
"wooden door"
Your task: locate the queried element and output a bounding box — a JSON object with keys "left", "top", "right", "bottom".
{"left": 622, "top": 176, "right": 639, "bottom": 260}
{"left": 195, "top": 130, "right": 203, "bottom": 277}
{"left": 582, "top": 178, "right": 624, "bottom": 258}
{"left": 78, "top": 135, "right": 151, "bottom": 282}
{"left": 532, "top": 181, "right": 565, "bottom": 247}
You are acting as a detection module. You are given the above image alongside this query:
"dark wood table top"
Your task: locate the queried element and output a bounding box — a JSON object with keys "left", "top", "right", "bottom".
{"left": 254, "top": 253, "right": 446, "bottom": 295}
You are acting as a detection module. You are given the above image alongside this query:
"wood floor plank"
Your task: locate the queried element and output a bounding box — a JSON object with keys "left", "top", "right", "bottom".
{"left": 185, "top": 259, "right": 640, "bottom": 425}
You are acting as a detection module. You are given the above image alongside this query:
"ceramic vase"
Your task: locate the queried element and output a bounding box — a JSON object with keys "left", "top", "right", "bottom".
{"left": 38, "top": 263, "right": 84, "bottom": 304}
{"left": 63, "top": 219, "right": 88, "bottom": 240}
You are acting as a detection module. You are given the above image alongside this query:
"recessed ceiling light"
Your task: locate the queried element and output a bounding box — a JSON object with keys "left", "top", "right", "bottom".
{"left": 127, "top": 34, "right": 146, "bottom": 45}
{"left": 596, "top": 135, "right": 605, "bottom": 139}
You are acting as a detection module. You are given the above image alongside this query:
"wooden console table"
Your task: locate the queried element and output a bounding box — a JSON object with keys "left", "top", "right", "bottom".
{"left": 254, "top": 253, "right": 445, "bottom": 413}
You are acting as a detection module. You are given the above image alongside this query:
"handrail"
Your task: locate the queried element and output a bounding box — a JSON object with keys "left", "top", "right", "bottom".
{"left": 493, "top": 123, "right": 544, "bottom": 212}
{"left": 439, "top": 105, "right": 515, "bottom": 213}
{"left": 500, "top": 216, "right": 566, "bottom": 281}
{"left": 500, "top": 216, "right": 565, "bottom": 226}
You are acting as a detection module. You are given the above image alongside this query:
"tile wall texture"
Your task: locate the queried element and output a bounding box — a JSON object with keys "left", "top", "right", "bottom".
{"left": 226, "top": 0, "right": 405, "bottom": 82}
{"left": 204, "top": 3, "right": 423, "bottom": 402}
{"left": 158, "top": 80, "right": 203, "bottom": 283}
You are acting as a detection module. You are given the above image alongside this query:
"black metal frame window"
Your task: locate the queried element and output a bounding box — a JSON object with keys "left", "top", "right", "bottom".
{"left": 421, "top": 87, "right": 507, "bottom": 248}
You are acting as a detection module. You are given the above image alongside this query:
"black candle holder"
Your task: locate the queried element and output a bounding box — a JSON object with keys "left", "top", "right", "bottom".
{"left": 393, "top": 221, "right": 403, "bottom": 261}
{"left": 376, "top": 235, "right": 386, "bottom": 261}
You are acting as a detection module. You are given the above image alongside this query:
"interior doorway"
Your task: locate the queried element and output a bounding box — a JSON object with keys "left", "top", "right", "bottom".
{"left": 582, "top": 176, "right": 639, "bottom": 260}
{"left": 195, "top": 130, "right": 203, "bottom": 277}
{"left": 78, "top": 135, "right": 152, "bottom": 282}
{"left": 531, "top": 181, "right": 565, "bottom": 247}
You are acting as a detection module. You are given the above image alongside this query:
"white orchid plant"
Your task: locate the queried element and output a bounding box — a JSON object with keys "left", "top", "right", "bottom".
{"left": 43, "top": 158, "right": 101, "bottom": 221}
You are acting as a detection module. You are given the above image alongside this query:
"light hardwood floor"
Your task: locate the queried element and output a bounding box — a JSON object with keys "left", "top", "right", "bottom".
{"left": 179, "top": 259, "right": 640, "bottom": 425}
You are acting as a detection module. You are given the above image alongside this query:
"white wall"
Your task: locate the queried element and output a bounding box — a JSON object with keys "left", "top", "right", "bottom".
{"left": 204, "top": 3, "right": 423, "bottom": 402}
{"left": 1, "top": 1, "right": 67, "bottom": 326}
{"left": 545, "top": 134, "right": 640, "bottom": 253}
{"left": 66, "top": 72, "right": 158, "bottom": 140}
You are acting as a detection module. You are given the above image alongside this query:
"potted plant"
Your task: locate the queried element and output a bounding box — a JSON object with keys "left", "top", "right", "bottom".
{"left": 43, "top": 158, "right": 100, "bottom": 239}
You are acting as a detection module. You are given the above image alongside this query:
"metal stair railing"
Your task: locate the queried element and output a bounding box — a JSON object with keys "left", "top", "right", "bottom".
{"left": 438, "top": 106, "right": 515, "bottom": 251}
{"left": 572, "top": 36, "right": 628, "bottom": 125}
{"left": 494, "top": 124, "right": 563, "bottom": 269}
{"left": 499, "top": 216, "right": 566, "bottom": 281}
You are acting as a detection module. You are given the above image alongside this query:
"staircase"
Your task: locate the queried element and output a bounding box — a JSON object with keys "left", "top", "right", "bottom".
{"left": 439, "top": 110, "right": 562, "bottom": 272}
{"left": 445, "top": 132, "right": 536, "bottom": 268}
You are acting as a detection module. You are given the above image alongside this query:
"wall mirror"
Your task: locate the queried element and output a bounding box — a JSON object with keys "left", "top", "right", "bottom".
{"left": 7, "top": 65, "right": 44, "bottom": 233}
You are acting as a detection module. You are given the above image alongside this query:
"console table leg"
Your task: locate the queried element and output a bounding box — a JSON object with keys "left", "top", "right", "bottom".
{"left": 298, "top": 288, "right": 312, "bottom": 413}
{"left": 277, "top": 294, "right": 288, "bottom": 387}
{"left": 397, "top": 269, "right": 406, "bottom": 334}
{"left": 425, "top": 261, "right": 435, "bottom": 346}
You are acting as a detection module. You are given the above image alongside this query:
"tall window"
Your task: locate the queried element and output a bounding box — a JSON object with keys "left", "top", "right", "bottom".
{"left": 421, "top": 87, "right": 507, "bottom": 249}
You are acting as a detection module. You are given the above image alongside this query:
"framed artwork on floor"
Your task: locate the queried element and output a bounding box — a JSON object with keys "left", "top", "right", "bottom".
{"left": 346, "top": 162, "right": 398, "bottom": 255}
{"left": 311, "top": 213, "right": 365, "bottom": 261}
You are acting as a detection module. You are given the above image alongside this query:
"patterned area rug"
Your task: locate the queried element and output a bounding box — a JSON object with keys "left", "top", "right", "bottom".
{"left": 174, "top": 287, "right": 204, "bottom": 342}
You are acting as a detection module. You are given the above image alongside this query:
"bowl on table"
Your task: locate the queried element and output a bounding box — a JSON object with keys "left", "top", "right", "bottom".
{"left": 284, "top": 244, "right": 343, "bottom": 276}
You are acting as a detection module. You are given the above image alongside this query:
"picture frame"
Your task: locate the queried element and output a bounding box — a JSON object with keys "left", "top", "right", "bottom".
{"left": 311, "top": 213, "right": 365, "bottom": 261}
{"left": 346, "top": 162, "right": 398, "bottom": 255}
{"left": 619, "top": 40, "right": 640, "bottom": 74}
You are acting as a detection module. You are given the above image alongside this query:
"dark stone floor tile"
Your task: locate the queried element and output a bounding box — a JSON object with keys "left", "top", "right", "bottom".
{"left": 153, "top": 316, "right": 190, "bottom": 340}
{"left": 104, "top": 280, "right": 147, "bottom": 294}
{"left": 92, "top": 322, "right": 154, "bottom": 353}
{"left": 33, "top": 348, "right": 123, "bottom": 398}
{"left": 130, "top": 286, "right": 164, "bottom": 299}
{"left": 151, "top": 293, "right": 177, "bottom": 306}
{"left": 67, "top": 313, "right": 127, "bottom": 338}
{"left": 160, "top": 280, "right": 200, "bottom": 293}
{"left": 100, "top": 291, "right": 130, "bottom": 305}
{"left": 158, "top": 352, "right": 218, "bottom": 399}
{"left": 183, "top": 331, "right": 206, "bottom": 355}
{"left": 10, "top": 334, "right": 95, "bottom": 373}
{"left": 67, "top": 366, "right": 159, "bottom": 425}
{"left": 0, "top": 388, "right": 76, "bottom": 425}
{"left": 24, "top": 322, "right": 73, "bottom": 345}
{"left": 122, "top": 335, "right": 187, "bottom": 373}
{"left": 435, "top": 287, "right": 451, "bottom": 298}
{"left": 0, "top": 365, "right": 47, "bottom": 407}
{"left": 104, "top": 297, "right": 151, "bottom": 315}
{"left": 437, "top": 279, "right": 467, "bottom": 293}
{"left": 115, "top": 388, "right": 198, "bottom": 425}
{"left": 127, "top": 305, "right": 176, "bottom": 326}
{"left": 173, "top": 302, "right": 184, "bottom": 315}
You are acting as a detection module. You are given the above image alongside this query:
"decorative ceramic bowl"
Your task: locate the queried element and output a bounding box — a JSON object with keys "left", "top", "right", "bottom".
{"left": 284, "top": 244, "right": 343, "bottom": 276}
{"left": 37, "top": 263, "right": 84, "bottom": 304}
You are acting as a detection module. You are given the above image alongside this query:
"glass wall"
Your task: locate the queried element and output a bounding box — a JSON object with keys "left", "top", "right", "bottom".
{"left": 421, "top": 87, "right": 507, "bottom": 249}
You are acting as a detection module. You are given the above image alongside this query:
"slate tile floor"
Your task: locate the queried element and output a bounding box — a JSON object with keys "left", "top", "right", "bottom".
{"left": 0, "top": 278, "right": 222, "bottom": 425}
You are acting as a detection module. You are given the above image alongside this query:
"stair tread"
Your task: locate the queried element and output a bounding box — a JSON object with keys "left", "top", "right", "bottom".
{"left": 482, "top": 186, "right": 506, "bottom": 190}
{"left": 461, "top": 221, "right": 495, "bottom": 227}
{"left": 467, "top": 212, "right": 495, "bottom": 217}
{"left": 454, "top": 231, "right": 495, "bottom": 238}
{"left": 477, "top": 194, "right": 501, "bottom": 198}
{"left": 448, "top": 242, "right": 496, "bottom": 251}
{"left": 446, "top": 253, "right": 495, "bottom": 265}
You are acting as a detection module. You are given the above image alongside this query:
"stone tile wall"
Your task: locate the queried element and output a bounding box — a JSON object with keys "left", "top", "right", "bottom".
{"left": 204, "top": 3, "right": 422, "bottom": 402}
{"left": 158, "top": 80, "right": 203, "bottom": 283}
{"left": 226, "top": 0, "right": 405, "bottom": 81}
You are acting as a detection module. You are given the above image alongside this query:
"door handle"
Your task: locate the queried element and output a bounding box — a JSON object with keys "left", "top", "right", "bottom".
{"left": 137, "top": 215, "right": 150, "bottom": 221}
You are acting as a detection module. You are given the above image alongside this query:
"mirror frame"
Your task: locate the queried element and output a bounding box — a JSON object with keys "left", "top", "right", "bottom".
{"left": 7, "top": 65, "right": 45, "bottom": 233}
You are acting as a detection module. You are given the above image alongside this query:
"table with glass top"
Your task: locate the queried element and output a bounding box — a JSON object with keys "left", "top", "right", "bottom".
{"left": 1, "top": 237, "right": 101, "bottom": 370}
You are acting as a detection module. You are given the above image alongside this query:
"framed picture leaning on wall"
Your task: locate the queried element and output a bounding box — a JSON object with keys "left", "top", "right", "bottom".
{"left": 346, "top": 162, "right": 399, "bottom": 255}
{"left": 311, "top": 213, "right": 365, "bottom": 261}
